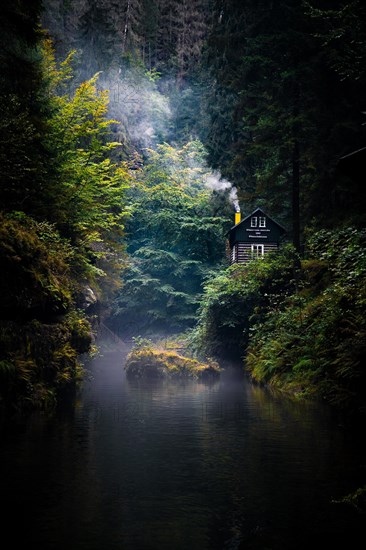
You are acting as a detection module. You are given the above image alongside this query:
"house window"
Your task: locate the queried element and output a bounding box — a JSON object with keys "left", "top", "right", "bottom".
{"left": 259, "top": 216, "right": 266, "bottom": 227}
{"left": 251, "top": 217, "right": 258, "bottom": 227}
{"left": 251, "top": 244, "right": 264, "bottom": 258}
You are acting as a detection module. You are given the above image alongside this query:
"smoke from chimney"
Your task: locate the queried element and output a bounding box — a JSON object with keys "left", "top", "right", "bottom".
{"left": 204, "top": 171, "right": 240, "bottom": 211}
{"left": 229, "top": 187, "right": 240, "bottom": 212}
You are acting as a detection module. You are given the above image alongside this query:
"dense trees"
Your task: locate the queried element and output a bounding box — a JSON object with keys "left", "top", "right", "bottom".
{"left": 203, "top": 0, "right": 366, "bottom": 240}
{"left": 191, "top": 225, "right": 366, "bottom": 413}
{"left": 41, "top": 0, "right": 211, "bottom": 149}
{"left": 1, "top": 0, "right": 366, "bottom": 414}
{"left": 41, "top": 0, "right": 210, "bottom": 77}
{"left": 0, "top": 5, "right": 130, "bottom": 409}
{"left": 0, "top": 1, "right": 46, "bottom": 215}
{"left": 189, "top": 0, "right": 366, "bottom": 413}
{"left": 108, "top": 141, "right": 231, "bottom": 335}
{"left": 189, "top": 244, "right": 297, "bottom": 357}
{"left": 246, "top": 227, "right": 366, "bottom": 413}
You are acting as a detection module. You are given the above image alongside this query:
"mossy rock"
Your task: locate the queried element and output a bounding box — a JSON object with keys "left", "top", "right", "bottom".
{"left": 125, "top": 347, "right": 221, "bottom": 380}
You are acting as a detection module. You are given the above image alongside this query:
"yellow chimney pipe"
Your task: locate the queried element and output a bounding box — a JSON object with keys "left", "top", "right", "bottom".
{"left": 235, "top": 211, "right": 241, "bottom": 225}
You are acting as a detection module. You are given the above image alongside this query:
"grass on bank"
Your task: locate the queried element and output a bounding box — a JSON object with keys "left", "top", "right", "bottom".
{"left": 125, "top": 336, "right": 221, "bottom": 380}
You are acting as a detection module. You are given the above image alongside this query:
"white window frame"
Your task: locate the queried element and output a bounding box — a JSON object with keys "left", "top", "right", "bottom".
{"left": 259, "top": 216, "right": 266, "bottom": 227}
{"left": 251, "top": 216, "right": 258, "bottom": 227}
{"left": 251, "top": 244, "right": 264, "bottom": 258}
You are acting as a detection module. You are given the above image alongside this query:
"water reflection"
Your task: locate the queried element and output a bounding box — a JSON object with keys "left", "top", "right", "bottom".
{"left": 0, "top": 339, "right": 365, "bottom": 550}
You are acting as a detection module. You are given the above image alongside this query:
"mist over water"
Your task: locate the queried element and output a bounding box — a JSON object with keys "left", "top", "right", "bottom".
{"left": 1, "top": 336, "right": 365, "bottom": 550}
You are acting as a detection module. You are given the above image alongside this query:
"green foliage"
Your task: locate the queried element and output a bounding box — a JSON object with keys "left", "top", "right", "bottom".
{"left": 0, "top": 1, "right": 47, "bottom": 215}
{"left": 203, "top": 0, "right": 366, "bottom": 232}
{"left": 190, "top": 225, "right": 366, "bottom": 413}
{"left": 305, "top": 0, "right": 366, "bottom": 82}
{"left": 125, "top": 346, "right": 221, "bottom": 380}
{"left": 189, "top": 244, "right": 297, "bottom": 358}
{"left": 0, "top": 95, "right": 46, "bottom": 210}
{"left": 131, "top": 335, "right": 154, "bottom": 351}
{"left": 0, "top": 31, "right": 130, "bottom": 409}
{"left": 109, "top": 140, "right": 230, "bottom": 335}
{"left": 1, "top": 38, "right": 131, "bottom": 306}
{"left": 246, "top": 227, "right": 366, "bottom": 412}
{"left": 0, "top": 212, "right": 74, "bottom": 316}
{"left": 41, "top": 41, "right": 131, "bottom": 253}
{"left": 0, "top": 311, "right": 92, "bottom": 411}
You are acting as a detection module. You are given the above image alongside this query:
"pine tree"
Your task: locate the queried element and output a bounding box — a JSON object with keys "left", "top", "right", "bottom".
{"left": 0, "top": 0, "right": 47, "bottom": 213}
{"left": 203, "top": 0, "right": 366, "bottom": 246}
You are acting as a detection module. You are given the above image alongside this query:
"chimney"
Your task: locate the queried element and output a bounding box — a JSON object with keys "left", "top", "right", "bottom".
{"left": 235, "top": 211, "right": 241, "bottom": 225}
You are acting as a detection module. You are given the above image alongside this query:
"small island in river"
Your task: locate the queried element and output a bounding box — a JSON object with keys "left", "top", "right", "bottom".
{"left": 125, "top": 339, "right": 221, "bottom": 380}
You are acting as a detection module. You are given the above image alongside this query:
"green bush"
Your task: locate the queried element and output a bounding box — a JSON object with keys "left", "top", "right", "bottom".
{"left": 189, "top": 244, "right": 297, "bottom": 358}
{"left": 246, "top": 227, "right": 366, "bottom": 412}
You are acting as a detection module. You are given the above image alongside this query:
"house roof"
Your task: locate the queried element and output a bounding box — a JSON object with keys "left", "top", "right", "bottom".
{"left": 229, "top": 207, "right": 287, "bottom": 233}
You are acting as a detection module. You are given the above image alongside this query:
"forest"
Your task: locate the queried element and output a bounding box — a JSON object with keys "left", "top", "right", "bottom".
{"left": 0, "top": 0, "right": 366, "bottom": 417}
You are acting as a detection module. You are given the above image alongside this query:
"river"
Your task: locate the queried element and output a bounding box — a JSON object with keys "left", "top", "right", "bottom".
{"left": 1, "top": 332, "right": 365, "bottom": 549}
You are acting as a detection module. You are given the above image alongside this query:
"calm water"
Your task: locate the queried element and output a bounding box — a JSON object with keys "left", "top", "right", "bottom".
{"left": 1, "top": 335, "right": 365, "bottom": 549}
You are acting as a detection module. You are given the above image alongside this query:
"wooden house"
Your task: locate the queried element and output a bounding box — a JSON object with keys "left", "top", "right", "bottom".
{"left": 228, "top": 207, "right": 286, "bottom": 264}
